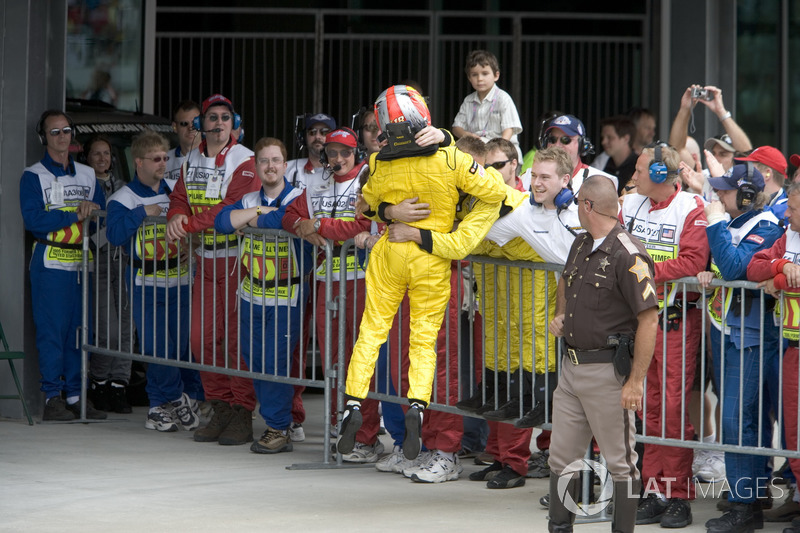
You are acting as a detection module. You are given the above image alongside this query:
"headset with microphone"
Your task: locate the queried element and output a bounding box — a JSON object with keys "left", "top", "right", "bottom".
{"left": 648, "top": 142, "right": 679, "bottom": 184}
{"left": 192, "top": 111, "right": 241, "bottom": 134}
{"left": 319, "top": 127, "right": 366, "bottom": 170}
{"left": 36, "top": 109, "right": 75, "bottom": 146}
{"left": 736, "top": 161, "right": 758, "bottom": 211}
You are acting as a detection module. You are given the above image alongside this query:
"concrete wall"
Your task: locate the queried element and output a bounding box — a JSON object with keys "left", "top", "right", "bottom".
{"left": 0, "top": 0, "right": 66, "bottom": 419}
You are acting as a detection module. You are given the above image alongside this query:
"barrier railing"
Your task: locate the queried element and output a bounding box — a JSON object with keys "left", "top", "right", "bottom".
{"left": 79, "top": 212, "right": 800, "bottom": 473}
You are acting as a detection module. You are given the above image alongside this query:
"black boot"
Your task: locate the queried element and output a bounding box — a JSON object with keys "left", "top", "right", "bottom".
{"left": 88, "top": 379, "right": 110, "bottom": 411}
{"left": 516, "top": 371, "right": 557, "bottom": 427}
{"left": 706, "top": 502, "right": 755, "bottom": 532}
{"left": 612, "top": 479, "right": 641, "bottom": 533}
{"left": 108, "top": 380, "right": 132, "bottom": 413}
{"left": 548, "top": 473, "right": 577, "bottom": 532}
{"left": 484, "top": 369, "right": 533, "bottom": 420}
{"left": 456, "top": 368, "right": 495, "bottom": 412}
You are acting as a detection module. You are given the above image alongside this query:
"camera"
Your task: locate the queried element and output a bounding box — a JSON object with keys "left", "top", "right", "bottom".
{"left": 691, "top": 87, "right": 714, "bottom": 101}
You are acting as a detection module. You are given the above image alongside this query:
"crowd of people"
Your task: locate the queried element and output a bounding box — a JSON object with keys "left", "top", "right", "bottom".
{"left": 19, "top": 48, "right": 800, "bottom": 533}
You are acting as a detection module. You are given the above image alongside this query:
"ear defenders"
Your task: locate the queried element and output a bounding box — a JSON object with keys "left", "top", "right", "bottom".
{"left": 530, "top": 186, "right": 574, "bottom": 211}
{"left": 319, "top": 127, "right": 366, "bottom": 167}
{"left": 36, "top": 110, "right": 75, "bottom": 146}
{"left": 192, "top": 110, "right": 241, "bottom": 133}
{"left": 648, "top": 142, "right": 677, "bottom": 183}
{"left": 736, "top": 161, "right": 758, "bottom": 211}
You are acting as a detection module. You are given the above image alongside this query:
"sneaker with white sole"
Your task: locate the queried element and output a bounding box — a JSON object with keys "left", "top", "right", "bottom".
{"left": 376, "top": 445, "right": 405, "bottom": 472}
{"left": 411, "top": 452, "right": 462, "bottom": 483}
{"left": 341, "top": 440, "right": 385, "bottom": 463}
{"left": 145, "top": 405, "right": 179, "bottom": 432}
{"left": 402, "top": 451, "right": 434, "bottom": 478}
{"left": 289, "top": 422, "right": 305, "bottom": 442}
{"left": 695, "top": 450, "right": 726, "bottom": 483}
{"left": 170, "top": 393, "right": 201, "bottom": 430}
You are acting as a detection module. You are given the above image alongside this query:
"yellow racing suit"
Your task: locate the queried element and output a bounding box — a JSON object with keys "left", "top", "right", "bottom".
{"left": 346, "top": 146, "right": 508, "bottom": 404}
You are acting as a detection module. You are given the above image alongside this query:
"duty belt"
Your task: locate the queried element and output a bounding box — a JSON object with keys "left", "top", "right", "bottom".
{"left": 36, "top": 238, "right": 82, "bottom": 250}
{"left": 131, "top": 256, "right": 181, "bottom": 275}
{"left": 247, "top": 275, "right": 303, "bottom": 289}
{"left": 563, "top": 340, "right": 615, "bottom": 365}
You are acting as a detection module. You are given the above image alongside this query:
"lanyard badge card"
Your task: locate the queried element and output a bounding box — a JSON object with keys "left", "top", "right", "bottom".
{"left": 205, "top": 168, "right": 222, "bottom": 199}
{"left": 51, "top": 179, "right": 65, "bottom": 205}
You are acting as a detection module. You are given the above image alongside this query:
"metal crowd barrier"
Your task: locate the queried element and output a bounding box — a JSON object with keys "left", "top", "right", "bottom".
{"left": 79, "top": 212, "right": 800, "bottom": 474}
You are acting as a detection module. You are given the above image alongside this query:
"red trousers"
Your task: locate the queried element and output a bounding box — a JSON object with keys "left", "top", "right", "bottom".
{"left": 190, "top": 255, "right": 256, "bottom": 411}
{"left": 784, "top": 347, "right": 800, "bottom": 478}
{"left": 641, "top": 307, "right": 700, "bottom": 500}
{"left": 291, "top": 297, "right": 314, "bottom": 424}
{"left": 486, "top": 421, "right": 533, "bottom": 476}
{"left": 322, "top": 278, "right": 379, "bottom": 444}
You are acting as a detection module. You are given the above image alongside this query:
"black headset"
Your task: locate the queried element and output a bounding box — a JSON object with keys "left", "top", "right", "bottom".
{"left": 37, "top": 109, "right": 75, "bottom": 146}
{"left": 648, "top": 142, "right": 679, "bottom": 184}
{"left": 319, "top": 127, "right": 366, "bottom": 167}
{"left": 736, "top": 161, "right": 758, "bottom": 211}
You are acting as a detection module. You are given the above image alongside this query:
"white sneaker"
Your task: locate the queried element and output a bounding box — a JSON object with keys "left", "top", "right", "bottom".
{"left": 696, "top": 451, "right": 726, "bottom": 483}
{"left": 691, "top": 448, "right": 709, "bottom": 477}
{"left": 169, "top": 393, "right": 201, "bottom": 430}
{"left": 376, "top": 445, "right": 405, "bottom": 472}
{"left": 341, "top": 440, "right": 385, "bottom": 463}
{"left": 289, "top": 422, "right": 305, "bottom": 442}
{"left": 145, "top": 405, "right": 179, "bottom": 432}
{"left": 411, "top": 452, "right": 462, "bottom": 483}
{"left": 402, "top": 451, "right": 434, "bottom": 478}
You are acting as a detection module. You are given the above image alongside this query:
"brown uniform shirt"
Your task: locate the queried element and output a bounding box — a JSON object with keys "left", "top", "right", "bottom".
{"left": 562, "top": 223, "right": 658, "bottom": 350}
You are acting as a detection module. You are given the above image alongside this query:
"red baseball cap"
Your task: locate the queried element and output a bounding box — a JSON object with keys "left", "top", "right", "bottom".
{"left": 736, "top": 146, "right": 787, "bottom": 177}
{"left": 791, "top": 154, "right": 800, "bottom": 168}
{"left": 201, "top": 94, "right": 234, "bottom": 115}
{"left": 324, "top": 128, "right": 358, "bottom": 148}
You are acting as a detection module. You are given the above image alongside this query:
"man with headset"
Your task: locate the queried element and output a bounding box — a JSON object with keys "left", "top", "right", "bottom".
{"left": 284, "top": 113, "right": 337, "bottom": 191}
{"left": 620, "top": 143, "right": 710, "bottom": 528}
{"left": 282, "top": 127, "right": 384, "bottom": 462}
{"left": 542, "top": 114, "right": 596, "bottom": 192}
{"left": 20, "top": 109, "right": 106, "bottom": 420}
{"left": 166, "top": 94, "right": 260, "bottom": 446}
{"left": 164, "top": 100, "right": 202, "bottom": 190}
{"left": 697, "top": 164, "right": 783, "bottom": 532}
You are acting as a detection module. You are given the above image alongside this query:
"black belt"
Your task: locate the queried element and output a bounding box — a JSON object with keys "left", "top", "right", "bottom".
{"left": 131, "top": 256, "right": 181, "bottom": 275}
{"left": 789, "top": 340, "right": 799, "bottom": 348}
{"left": 247, "top": 275, "right": 303, "bottom": 289}
{"left": 201, "top": 241, "right": 238, "bottom": 251}
{"left": 563, "top": 342, "right": 615, "bottom": 365}
{"left": 36, "top": 238, "right": 81, "bottom": 250}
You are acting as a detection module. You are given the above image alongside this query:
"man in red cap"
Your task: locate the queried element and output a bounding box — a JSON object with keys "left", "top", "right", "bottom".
{"left": 282, "top": 127, "right": 385, "bottom": 463}
{"left": 166, "top": 94, "right": 260, "bottom": 446}
{"left": 737, "top": 146, "right": 789, "bottom": 222}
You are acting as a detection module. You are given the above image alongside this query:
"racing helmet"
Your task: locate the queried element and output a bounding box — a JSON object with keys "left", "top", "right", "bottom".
{"left": 374, "top": 85, "right": 431, "bottom": 134}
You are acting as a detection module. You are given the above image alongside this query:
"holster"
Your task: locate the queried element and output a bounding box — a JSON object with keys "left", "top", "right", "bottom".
{"left": 611, "top": 335, "right": 633, "bottom": 377}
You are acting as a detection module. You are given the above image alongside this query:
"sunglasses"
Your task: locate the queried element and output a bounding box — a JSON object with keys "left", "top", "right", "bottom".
{"left": 49, "top": 127, "right": 73, "bottom": 136}
{"left": 546, "top": 135, "right": 573, "bottom": 146}
{"left": 325, "top": 148, "right": 353, "bottom": 159}
{"left": 177, "top": 121, "right": 195, "bottom": 129}
{"left": 573, "top": 196, "right": 594, "bottom": 208}
{"left": 363, "top": 124, "right": 380, "bottom": 134}
{"left": 308, "top": 128, "right": 331, "bottom": 137}
{"left": 488, "top": 159, "right": 512, "bottom": 170}
{"left": 206, "top": 113, "right": 232, "bottom": 122}
{"left": 142, "top": 156, "right": 170, "bottom": 163}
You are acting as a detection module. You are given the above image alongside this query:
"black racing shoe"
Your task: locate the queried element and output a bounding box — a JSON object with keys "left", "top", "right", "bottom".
{"left": 65, "top": 398, "right": 107, "bottom": 420}
{"left": 469, "top": 460, "right": 503, "bottom": 482}
{"left": 43, "top": 397, "right": 75, "bottom": 421}
{"left": 636, "top": 494, "right": 668, "bottom": 525}
{"left": 336, "top": 403, "right": 362, "bottom": 455}
{"left": 108, "top": 380, "right": 132, "bottom": 414}
{"left": 486, "top": 465, "right": 526, "bottom": 489}
{"left": 660, "top": 498, "right": 692, "bottom": 528}
{"left": 455, "top": 389, "right": 485, "bottom": 412}
{"left": 482, "top": 397, "right": 521, "bottom": 421}
{"left": 402, "top": 404, "right": 423, "bottom": 460}
{"left": 527, "top": 449, "right": 550, "bottom": 478}
{"left": 88, "top": 380, "right": 110, "bottom": 412}
{"left": 706, "top": 503, "right": 756, "bottom": 533}
{"left": 515, "top": 401, "right": 547, "bottom": 428}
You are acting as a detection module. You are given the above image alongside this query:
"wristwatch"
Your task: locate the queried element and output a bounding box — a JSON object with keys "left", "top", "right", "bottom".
{"left": 256, "top": 205, "right": 262, "bottom": 215}
{"left": 313, "top": 219, "right": 321, "bottom": 232}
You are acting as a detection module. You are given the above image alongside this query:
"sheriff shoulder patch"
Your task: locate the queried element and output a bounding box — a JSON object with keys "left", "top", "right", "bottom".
{"left": 628, "top": 255, "right": 651, "bottom": 283}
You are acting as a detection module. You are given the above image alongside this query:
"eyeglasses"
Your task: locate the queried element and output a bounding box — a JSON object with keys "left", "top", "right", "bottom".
{"left": 488, "top": 159, "right": 513, "bottom": 170}
{"left": 257, "top": 157, "right": 285, "bottom": 166}
{"left": 142, "top": 156, "right": 170, "bottom": 163}
{"left": 325, "top": 148, "right": 353, "bottom": 159}
{"left": 363, "top": 124, "right": 379, "bottom": 134}
{"left": 49, "top": 127, "right": 72, "bottom": 137}
{"left": 177, "top": 121, "right": 195, "bottom": 129}
{"left": 206, "top": 113, "right": 231, "bottom": 123}
{"left": 308, "top": 128, "right": 331, "bottom": 137}
{"left": 546, "top": 135, "right": 573, "bottom": 146}
{"left": 573, "top": 196, "right": 594, "bottom": 209}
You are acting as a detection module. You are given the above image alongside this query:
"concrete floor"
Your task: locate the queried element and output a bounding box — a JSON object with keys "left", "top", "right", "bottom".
{"left": 0, "top": 394, "right": 792, "bottom": 532}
